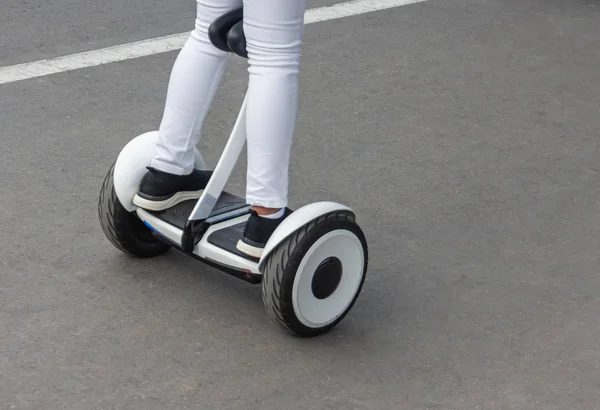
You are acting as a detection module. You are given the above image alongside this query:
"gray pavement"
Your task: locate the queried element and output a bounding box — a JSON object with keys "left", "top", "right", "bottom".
{"left": 1, "top": 0, "right": 600, "bottom": 409}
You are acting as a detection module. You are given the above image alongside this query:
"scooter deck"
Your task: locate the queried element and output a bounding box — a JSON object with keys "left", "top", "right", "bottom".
{"left": 206, "top": 221, "right": 259, "bottom": 262}
{"left": 147, "top": 191, "right": 259, "bottom": 263}
{"left": 149, "top": 191, "right": 248, "bottom": 230}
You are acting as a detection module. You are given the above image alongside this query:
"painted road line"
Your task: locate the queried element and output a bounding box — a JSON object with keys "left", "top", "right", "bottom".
{"left": 0, "top": 0, "right": 427, "bottom": 85}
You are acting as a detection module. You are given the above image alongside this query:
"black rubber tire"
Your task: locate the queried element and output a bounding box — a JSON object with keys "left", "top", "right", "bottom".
{"left": 261, "top": 211, "right": 368, "bottom": 337}
{"left": 98, "top": 162, "right": 171, "bottom": 258}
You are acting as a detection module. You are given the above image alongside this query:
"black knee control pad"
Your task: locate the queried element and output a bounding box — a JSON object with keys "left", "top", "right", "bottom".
{"left": 226, "top": 21, "right": 248, "bottom": 59}
{"left": 208, "top": 8, "right": 248, "bottom": 58}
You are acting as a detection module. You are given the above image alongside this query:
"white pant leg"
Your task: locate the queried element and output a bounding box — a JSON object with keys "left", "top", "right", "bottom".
{"left": 243, "top": 0, "right": 307, "bottom": 209}
{"left": 150, "top": 0, "right": 242, "bottom": 175}
{"left": 151, "top": 0, "right": 307, "bottom": 210}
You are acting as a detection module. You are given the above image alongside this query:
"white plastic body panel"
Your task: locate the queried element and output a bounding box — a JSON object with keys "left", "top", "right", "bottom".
{"left": 257, "top": 201, "right": 353, "bottom": 272}
{"left": 136, "top": 209, "right": 260, "bottom": 274}
{"left": 113, "top": 131, "right": 206, "bottom": 212}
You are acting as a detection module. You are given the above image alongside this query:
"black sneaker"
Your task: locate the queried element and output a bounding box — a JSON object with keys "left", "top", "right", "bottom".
{"left": 236, "top": 208, "right": 292, "bottom": 258}
{"left": 133, "top": 166, "right": 213, "bottom": 211}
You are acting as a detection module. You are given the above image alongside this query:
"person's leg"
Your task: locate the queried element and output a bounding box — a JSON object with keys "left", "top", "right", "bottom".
{"left": 133, "top": 0, "right": 241, "bottom": 211}
{"left": 236, "top": 0, "right": 307, "bottom": 257}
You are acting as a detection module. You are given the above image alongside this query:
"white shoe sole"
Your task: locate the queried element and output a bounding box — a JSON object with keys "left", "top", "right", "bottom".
{"left": 235, "top": 239, "right": 264, "bottom": 259}
{"left": 132, "top": 190, "right": 204, "bottom": 212}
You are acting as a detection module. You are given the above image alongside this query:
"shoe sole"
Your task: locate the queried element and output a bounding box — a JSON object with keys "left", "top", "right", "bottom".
{"left": 132, "top": 190, "right": 204, "bottom": 212}
{"left": 236, "top": 239, "right": 264, "bottom": 259}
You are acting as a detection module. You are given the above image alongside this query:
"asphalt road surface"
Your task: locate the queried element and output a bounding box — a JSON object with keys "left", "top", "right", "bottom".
{"left": 1, "top": 0, "right": 600, "bottom": 409}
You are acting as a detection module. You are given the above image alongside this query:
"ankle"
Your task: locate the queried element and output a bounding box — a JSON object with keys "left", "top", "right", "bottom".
{"left": 252, "top": 206, "right": 284, "bottom": 219}
{"left": 252, "top": 206, "right": 280, "bottom": 215}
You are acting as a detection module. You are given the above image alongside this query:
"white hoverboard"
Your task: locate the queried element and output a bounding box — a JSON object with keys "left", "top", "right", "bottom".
{"left": 97, "top": 9, "right": 368, "bottom": 337}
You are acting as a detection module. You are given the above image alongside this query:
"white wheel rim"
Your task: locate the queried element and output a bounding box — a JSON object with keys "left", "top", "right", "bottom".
{"left": 292, "top": 229, "right": 365, "bottom": 328}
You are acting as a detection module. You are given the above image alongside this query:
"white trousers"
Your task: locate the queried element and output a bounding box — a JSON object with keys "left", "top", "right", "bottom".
{"left": 150, "top": 0, "right": 307, "bottom": 209}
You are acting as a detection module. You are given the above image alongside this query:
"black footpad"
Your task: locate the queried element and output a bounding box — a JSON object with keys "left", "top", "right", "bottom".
{"left": 151, "top": 192, "right": 247, "bottom": 230}
{"left": 207, "top": 222, "right": 259, "bottom": 262}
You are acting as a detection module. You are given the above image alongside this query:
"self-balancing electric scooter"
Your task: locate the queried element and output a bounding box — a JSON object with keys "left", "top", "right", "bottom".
{"left": 97, "top": 8, "right": 368, "bottom": 337}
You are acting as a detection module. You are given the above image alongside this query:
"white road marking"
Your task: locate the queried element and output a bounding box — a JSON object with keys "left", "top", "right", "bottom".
{"left": 0, "top": 0, "right": 426, "bottom": 85}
